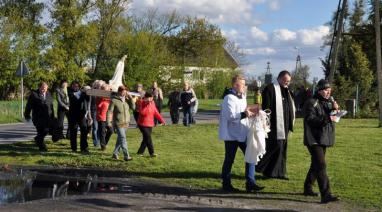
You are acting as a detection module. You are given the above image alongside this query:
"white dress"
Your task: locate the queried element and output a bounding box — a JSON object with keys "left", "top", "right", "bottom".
{"left": 245, "top": 110, "right": 271, "bottom": 164}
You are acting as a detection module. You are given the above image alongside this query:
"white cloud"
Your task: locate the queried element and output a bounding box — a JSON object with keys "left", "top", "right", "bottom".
{"left": 250, "top": 26, "right": 268, "bottom": 41}
{"left": 297, "top": 26, "right": 330, "bottom": 46}
{"left": 130, "top": 0, "right": 260, "bottom": 24}
{"left": 222, "top": 29, "right": 239, "bottom": 40}
{"left": 244, "top": 47, "right": 276, "bottom": 55}
{"left": 273, "top": 29, "right": 297, "bottom": 41}
{"left": 269, "top": 0, "right": 280, "bottom": 11}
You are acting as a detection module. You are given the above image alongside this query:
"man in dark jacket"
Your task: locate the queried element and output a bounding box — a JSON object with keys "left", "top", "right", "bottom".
{"left": 24, "top": 82, "right": 54, "bottom": 151}
{"left": 56, "top": 79, "right": 70, "bottom": 139}
{"left": 68, "top": 81, "right": 91, "bottom": 153}
{"left": 256, "top": 70, "right": 295, "bottom": 179}
{"left": 303, "top": 79, "right": 339, "bottom": 204}
{"left": 168, "top": 89, "right": 181, "bottom": 124}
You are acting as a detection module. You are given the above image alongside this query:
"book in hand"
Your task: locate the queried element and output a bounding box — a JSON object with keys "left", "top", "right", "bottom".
{"left": 330, "top": 110, "right": 348, "bottom": 123}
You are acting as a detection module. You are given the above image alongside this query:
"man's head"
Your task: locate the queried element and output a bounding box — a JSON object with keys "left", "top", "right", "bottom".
{"left": 231, "top": 74, "right": 246, "bottom": 94}
{"left": 136, "top": 83, "right": 143, "bottom": 92}
{"left": 143, "top": 92, "right": 153, "bottom": 102}
{"left": 277, "top": 70, "right": 292, "bottom": 88}
{"left": 316, "top": 79, "right": 331, "bottom": 99}
{"left": 118, "top": 85, "right": 127, "bottom": 97}
{"left": 183, "top": 82, "right": 190, "bottom": 90}
{"left": 71, "top": 81, "right": 80, "bottom": 92}
{"left": 60, "top": 79, "right": 68, "bottom": 89}
{"left": 39, "top": 82, "right": 48, "bottom": 94}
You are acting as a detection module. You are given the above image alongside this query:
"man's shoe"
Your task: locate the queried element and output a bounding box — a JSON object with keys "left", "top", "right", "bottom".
{"left": 321, "top": 194, "right": 340, "bottom": 204}
{"left": 222, "top": 184, "right": 240, "bottom": 192}
{"left": 150, "top": 154, "right": 157, "bottom": 158}
{"left": 81, "top": 149, "right": 90, "bottom": 154}
{"left": 39, "top": 147, "right": 48, "bottom": 152}
{"left": 303, "top": 190, "right": 319, "bottom": 196}
{"left": 112, "top": 154, "right": 119, "bottom": 160}
{"left": 101, "top": 146, "right": 106, "bottom": 151}
{"left": 124, "top": 156, "right": 133, "bottom": 161}
{"left": 277, "top": 176, "right": 289, "bottom": 180}
{"left": 246, "top": 183, "right": 265, "bottom": 192}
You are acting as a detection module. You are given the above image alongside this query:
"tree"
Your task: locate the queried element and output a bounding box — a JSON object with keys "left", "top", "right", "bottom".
{"left": 291, "top": 64, "right": 311, "bottom": 90}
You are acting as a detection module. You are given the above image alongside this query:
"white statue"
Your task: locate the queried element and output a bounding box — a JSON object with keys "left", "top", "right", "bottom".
{"left": 109, "top": 55, "right": 127, "bottom": 92}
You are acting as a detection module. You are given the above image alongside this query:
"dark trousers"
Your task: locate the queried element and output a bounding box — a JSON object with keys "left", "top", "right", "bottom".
{"left": 304, "top": 145, "right": 331, "bottom": 197}
{"left": 133, "top": 111, "right": 139, "bottom": 123}
{"left": 68, "top": 116, "right": 88, "bottom": 151}
{"left": 256, "top": 139, "right": 287, "bottom": 178}
{"left": 154, "top": 100, "right": 162, "bottom": 125}
{"left": 98, "top": 121, "right": 113, "bottom": 148}
{"left": 169, "top": 107, "right": 180, "bottom": 124}
{"left": 34, "top": 126, "right": 49, "bottom": 150}
{"left": 57, "top": 108, "right": 69, "bottom": 138}
{"left": 183, "top": 106, "right": 193, "bottom": 126}
{"left": 221, "top": 141, "right": 255, "bottom": 186}
{"left": 137, "top": 125, "right": 154, "bottom": 155}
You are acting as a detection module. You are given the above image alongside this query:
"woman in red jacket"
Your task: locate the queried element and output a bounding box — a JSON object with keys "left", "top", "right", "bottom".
{"left": 136, "top": 92, "right": 166, "bottom": 157}
{"left": 96, "top": 84, "right": 113, "bottom": 151}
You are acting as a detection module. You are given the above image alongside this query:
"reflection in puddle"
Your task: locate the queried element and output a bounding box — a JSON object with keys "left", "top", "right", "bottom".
{"left": 0, "top": 170, "right": 35, "bottom": 204}
{"left": 0, "top": 168, "right": 131, "bottom": 205}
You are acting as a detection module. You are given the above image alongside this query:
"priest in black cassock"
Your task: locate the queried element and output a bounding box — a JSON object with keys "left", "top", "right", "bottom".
{"left": 256, "top": 70, "right": 295, "bottom": 179}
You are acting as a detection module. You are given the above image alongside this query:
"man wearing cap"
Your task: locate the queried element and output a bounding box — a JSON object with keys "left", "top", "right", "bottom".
{"left": 302, "top": 79, "right": 340, "bottom": 203}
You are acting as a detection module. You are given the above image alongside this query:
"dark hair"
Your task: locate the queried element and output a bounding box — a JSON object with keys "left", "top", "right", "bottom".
{"left": 60, "top": 79, "right": 68, "bottom": 85}
{"left": 71, "top": 81, "right": 80, "bottom": 86}
{"left": 118, "top": 85, "right": 127, "bottom": 92}
{"left": 144, "top": 92, "right": 153, "bottom": 98}
{"left": 277, "top": 70, "right": 291, "bottom": 79}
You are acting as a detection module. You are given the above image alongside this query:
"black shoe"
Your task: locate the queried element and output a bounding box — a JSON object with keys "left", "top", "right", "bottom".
{"left": 303, "top": 190, "right": 319, "bottom": 196}
{"left": 39, "top": 147, "right": 48, "bottom": 152}
{"left": 246, "top": 183, "right": 265, "bottom": 192}
{"left": 81, "top": 149, "right": 90, "bottom": 154}
{"left": 321, "top": 194, "right": 340, "bottom": 204}
{"left": 277, "top": 176, "right": 289, "bottom": 180}
{"left": 222, "top": 184, "right": 240, "bottom": 192}
{"left": 124, "top": 156, "right": 133, "bottom": 161}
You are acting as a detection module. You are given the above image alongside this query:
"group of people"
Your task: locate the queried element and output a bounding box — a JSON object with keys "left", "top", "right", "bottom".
{"left": 219, "top": 72, "right": 339, "bottom": 204}
{"left": 25, "top": 80, "right": 168, "bottom": 160}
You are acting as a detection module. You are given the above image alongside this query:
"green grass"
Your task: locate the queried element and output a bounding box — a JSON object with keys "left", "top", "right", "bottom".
{"left": 1, "top": 119, "right": 381, "bottom": 210}
{"left": 0, "top": 101, "right": 23, "bottom": 124}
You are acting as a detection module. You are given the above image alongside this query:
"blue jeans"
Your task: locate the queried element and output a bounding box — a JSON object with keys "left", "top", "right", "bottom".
{"left": 221, "top": 140, "right": 255, "bottom": 186}
{"left": 113, "top": 127, "right": 129, "bottom": 158}
{"left": 183, "top": 107, "right": 192, "bottom": 126}
{"left": 92, "top": 111, "right": 99, "bottom": 146}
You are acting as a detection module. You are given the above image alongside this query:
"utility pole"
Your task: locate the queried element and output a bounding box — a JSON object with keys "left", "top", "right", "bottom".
{"left": 328, "top": 0, "right": 347, "bottom": 83}
{"left": 375, "top": 0, "right": 382, "bottom": 127}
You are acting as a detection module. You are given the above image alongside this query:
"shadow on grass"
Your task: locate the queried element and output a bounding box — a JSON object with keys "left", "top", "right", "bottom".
{"left": 76, "top": 198, "right": 132, "bottom": 208}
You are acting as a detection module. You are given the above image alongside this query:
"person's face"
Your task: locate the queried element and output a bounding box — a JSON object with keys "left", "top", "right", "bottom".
{"left": 40, "top": 84, "right": 48, "bottom": 93}
{"left": 153, "top": 82, "right": 157, "bottom": 88}
{"left": 184, "top": 83, "right": 189, "bottom": 90}
{"left": 72, "top": 83, "right": 80, "bottom": 92}
{"left": 233, "top": 79, "right": 246, "bottom": 94}
{"left": 119, "top": 90, "right": 127, "bottom": 97}
{"left": 62, "top": 82, "right": 68, "bottom": 89}
{"left": 144, "top": 97, "right": 153, "bottom": 102}
{"left": 318, "top": 88, "right": 331, "bottom": 99}
{"left": 278, "top": 74, "right": 291, "bottom": 88}
{"left": 137, "top": 85, "right": 142, "bottom": 92}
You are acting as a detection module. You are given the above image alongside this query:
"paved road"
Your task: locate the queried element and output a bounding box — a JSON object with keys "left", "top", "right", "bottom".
{"left": 0, "top": 111, "right": 219, "bottom": 144}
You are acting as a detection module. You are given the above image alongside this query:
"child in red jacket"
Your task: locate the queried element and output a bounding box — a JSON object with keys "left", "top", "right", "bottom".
{"left": 136, "top": 92, "right": 165, "bottom": 157}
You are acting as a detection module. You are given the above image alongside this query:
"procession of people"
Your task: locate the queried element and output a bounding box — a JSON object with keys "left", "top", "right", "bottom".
{"left": 24, "top": 70, "right": 340, "bottom": 204}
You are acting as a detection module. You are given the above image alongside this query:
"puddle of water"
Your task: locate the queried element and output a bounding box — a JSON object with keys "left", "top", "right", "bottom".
{"left": 0, "top": 169, "right": 132, "bottom": 205}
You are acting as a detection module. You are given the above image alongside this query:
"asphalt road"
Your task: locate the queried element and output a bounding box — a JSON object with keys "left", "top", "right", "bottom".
{"left": 0, "top": 111, "right": 219, "bottom": 144}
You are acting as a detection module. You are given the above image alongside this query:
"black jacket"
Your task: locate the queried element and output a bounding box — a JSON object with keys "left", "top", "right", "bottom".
{"left": 303, "top": 95, "right": 335, "bottom": 147}
{"left": 24, "top": 90, "right": 54, "bottom": 128}
{"left": 68, "top": 90, "right": 90, "bottom": 120}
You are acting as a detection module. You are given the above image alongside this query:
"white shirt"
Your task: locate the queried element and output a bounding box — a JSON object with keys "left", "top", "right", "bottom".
{"left": 218, "top": 93, "right": 249, "bottom": 142}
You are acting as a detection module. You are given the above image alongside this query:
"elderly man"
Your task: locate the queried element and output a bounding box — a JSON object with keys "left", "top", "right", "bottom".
{"left": 25, "top": 82, "right": 55, "bottom": 151}
{"left": 219, "top": 74, "right": 264, "bottom": 192}
{"left": 256, "top": 70, "right": 295, "bottom": 180}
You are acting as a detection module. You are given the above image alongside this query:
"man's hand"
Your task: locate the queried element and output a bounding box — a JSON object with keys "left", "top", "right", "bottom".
{"left": 333, "top": 101, "right": 339, "bottom": 110}
{"left": 245, "top": 109, "right": 254, "bottom": 117}
{"left": 330, "top": 115, "right": 337, "bottom": 122}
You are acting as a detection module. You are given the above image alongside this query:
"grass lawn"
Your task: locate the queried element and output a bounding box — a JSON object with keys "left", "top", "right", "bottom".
{"left": 0, "top": 101, "right": 23, "bottom": 124}
{"left": 1, "top": 119, "right": 381, "bottom": 210}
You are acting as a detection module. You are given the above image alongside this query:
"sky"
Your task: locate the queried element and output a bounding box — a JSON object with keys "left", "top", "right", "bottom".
{"left": 130, "top": 0, "right": 349, "bottom": 81}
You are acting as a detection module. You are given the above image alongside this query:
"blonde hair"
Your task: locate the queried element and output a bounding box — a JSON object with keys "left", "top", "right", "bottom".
{"left": 231, "top": 74, "right": 245, "bottom": 84}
